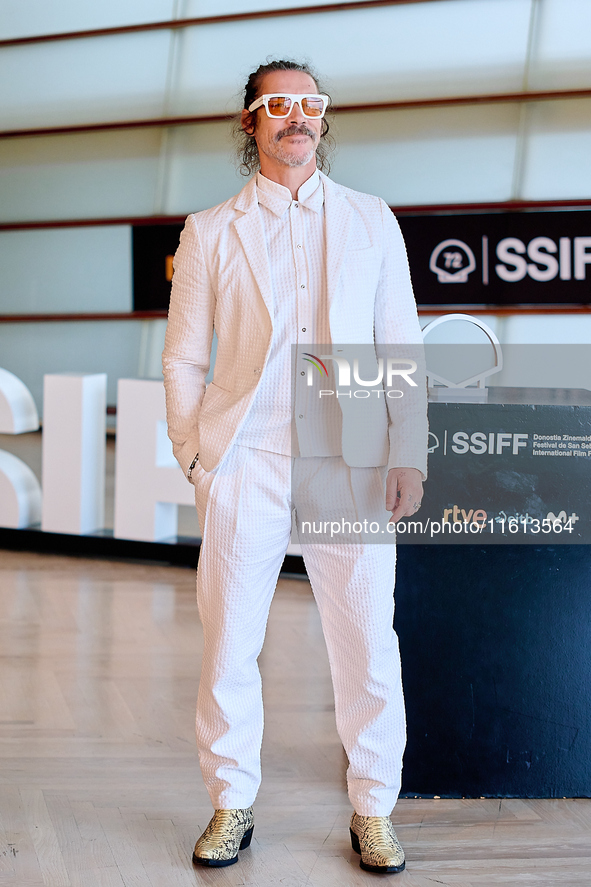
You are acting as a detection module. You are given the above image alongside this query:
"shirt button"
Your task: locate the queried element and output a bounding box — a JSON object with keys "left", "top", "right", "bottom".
{"left": 300, "top": 371, "right": 305, "bottom": 376}
{"left": 294, "top": 203, "right": 299, "bottom": 208}
{"left": 299, "top": 414, "right": 303, "bottom": 419}
{"left": 297, "top": 244, "right": 302, "bottom": 249}
{"left": 300, "top": 284, "right": 306, "bottom": 289}
{"left": 301, "top": 328, "right": 306, "bottom": 332}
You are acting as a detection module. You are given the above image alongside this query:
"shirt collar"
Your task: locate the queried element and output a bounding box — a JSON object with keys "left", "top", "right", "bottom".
{"left": 255, "top": 169, "right": 324, "bottom": 217}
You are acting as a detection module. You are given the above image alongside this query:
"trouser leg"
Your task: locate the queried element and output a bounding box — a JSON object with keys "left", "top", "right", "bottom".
{"left": 193, "top": 446, "right": 292, "bottom": 809}
{"left": 296, "top": 458, "right": 405, "bottom": 816}
{"left": 301, "top": 542, "right": 403, "bottom": 815}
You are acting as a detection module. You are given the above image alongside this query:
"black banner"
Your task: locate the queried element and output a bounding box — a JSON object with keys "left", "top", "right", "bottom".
{"left": 413, "top": 397, "right": 591, "bottom": 545}
{"left": 397, "top": 209, "right": 591, "bottom": 306}
{"left": 133, "top": 224, "right": 183, "bottom": 312}
{"left": 132, "top": 209, "right": 591, "bottom": 310}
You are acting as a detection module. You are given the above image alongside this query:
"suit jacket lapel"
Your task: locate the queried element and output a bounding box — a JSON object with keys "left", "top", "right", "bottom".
{"left": 321, "top": 173, "right": 354, "bottom": 342}
{"left": 233, "top": 180, "right": 274, "bottom": 325}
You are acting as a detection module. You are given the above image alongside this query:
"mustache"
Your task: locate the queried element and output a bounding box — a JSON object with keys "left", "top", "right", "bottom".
{"left": 274, "top": 124, "right": 317, "bottom": 142}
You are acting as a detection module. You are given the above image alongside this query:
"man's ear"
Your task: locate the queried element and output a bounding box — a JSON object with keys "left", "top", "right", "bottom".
{"left": 241, "top": 108, "right": 255, "bottom": 135}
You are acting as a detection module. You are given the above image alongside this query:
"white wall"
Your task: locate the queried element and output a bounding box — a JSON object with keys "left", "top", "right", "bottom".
{"left": 0, "top": 321, "right": 146, "bottom": 412}
{"left": 3, "top": 0, "right": 591, "bottom": 220}
{"left": 0, "top": 227, "right": 131, "bottom": 313}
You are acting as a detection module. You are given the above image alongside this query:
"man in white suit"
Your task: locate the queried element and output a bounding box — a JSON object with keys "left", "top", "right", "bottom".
{"left": 162, "top": 60, "right": 427, "bottom": 873}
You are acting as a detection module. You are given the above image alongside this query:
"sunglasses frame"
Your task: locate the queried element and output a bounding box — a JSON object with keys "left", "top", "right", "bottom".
{"left": 247, "top": 93, "right": 329, "bottom": 119}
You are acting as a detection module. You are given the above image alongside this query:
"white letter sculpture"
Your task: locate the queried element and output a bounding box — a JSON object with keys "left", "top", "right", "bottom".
{"left": 114, "top": 379, "right": 194, "bottom": 542}
{"left": 0, "top": 367, "right": 41, "bottom": 528}
{"left": 41, "top": 373, "right": 107, "bottom": 535}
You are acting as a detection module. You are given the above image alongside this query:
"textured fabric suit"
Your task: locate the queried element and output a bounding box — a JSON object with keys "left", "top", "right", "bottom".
{"left": 163, "top": 171, "right": 427, "bottom": 477}
{"left": 162, "top": 171, "right": 427, "bottom": 815}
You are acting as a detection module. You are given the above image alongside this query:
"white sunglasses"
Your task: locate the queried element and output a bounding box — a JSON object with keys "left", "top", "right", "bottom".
{"left": 248, "top": 93, "right": 329, "bottom": 119}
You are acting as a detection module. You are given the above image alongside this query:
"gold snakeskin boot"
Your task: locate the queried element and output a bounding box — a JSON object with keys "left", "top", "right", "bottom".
{"left": 350, "top": 812, "right": 406, "bottom": 873}
{"left": 192, "top": 807, "right": 254, "bottom": 867}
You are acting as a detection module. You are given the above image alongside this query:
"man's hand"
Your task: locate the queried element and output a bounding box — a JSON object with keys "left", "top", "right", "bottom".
{"left": 386, "top": 467, "right": 424, "bottom": 524}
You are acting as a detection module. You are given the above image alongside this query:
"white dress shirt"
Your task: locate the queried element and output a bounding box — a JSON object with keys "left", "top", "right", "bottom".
{"left": 235, "top": 169, "right": 342, "bottom": 457}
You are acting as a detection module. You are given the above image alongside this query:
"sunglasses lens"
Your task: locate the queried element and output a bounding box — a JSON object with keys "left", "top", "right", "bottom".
{"left": 267, "top": 96, "right": 291, "bottom": 117}
{"left": 263, "top": 95, "right": 326, "bottom": 117}
{"left": 301, "top": 97, "right": 325, "bottom": 117}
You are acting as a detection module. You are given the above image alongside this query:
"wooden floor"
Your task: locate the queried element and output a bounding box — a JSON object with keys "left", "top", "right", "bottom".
{"left": 0, "top": 550, "right": 589, "bottom": 886}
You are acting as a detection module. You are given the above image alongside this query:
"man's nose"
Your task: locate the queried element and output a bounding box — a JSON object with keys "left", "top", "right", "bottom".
{"left": 287, "top": 101, "right": 305, "bottom": 122}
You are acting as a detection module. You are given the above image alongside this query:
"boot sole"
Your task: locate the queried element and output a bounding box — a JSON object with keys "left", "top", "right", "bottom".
{"left": 192, "top": 825, "right": 254, "bottom": 867}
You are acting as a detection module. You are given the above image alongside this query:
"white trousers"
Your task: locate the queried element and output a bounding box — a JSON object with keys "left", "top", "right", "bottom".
{"left": 193, "top": 445, "right": 405, "bottom": 816}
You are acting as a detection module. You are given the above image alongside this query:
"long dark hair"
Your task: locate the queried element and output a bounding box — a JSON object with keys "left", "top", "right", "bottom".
{"left": 234, "top": 59, "right": 334, "bottom": 177}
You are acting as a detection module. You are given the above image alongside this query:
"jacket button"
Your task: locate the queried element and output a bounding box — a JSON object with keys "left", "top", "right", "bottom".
{"left": 254, "top": 367, "right": 261, "bottom": 374}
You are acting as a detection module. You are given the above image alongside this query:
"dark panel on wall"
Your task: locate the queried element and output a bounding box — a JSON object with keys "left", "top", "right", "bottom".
{"left": 395, "top": 544, "right": 591, "bottom": 798}
{"left": 133, "top": 212, "right": 591, "bottom": 311}
{"left": 398, "top": 210, "right": 591, "bottom": 306}
{"left": 133, "top": 224, "right": 183, "bottom": 311}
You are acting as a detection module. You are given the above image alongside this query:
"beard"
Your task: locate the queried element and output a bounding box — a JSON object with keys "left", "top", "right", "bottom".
{"left": 263, "top": 124, "right": 319, "bottom": 168}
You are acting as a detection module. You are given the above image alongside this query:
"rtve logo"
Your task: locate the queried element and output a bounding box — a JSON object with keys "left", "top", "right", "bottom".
{"left": 430, "top": 236, "right": 591, "bottom": 284}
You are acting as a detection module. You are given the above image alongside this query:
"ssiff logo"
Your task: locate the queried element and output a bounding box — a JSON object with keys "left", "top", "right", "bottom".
{"left": 430, "top": 239, "right": 476, "bottom": 283}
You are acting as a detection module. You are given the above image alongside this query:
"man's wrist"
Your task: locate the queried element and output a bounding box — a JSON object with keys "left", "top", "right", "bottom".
{"left": 388, "top": 466, "right": 425, "bottom": 480}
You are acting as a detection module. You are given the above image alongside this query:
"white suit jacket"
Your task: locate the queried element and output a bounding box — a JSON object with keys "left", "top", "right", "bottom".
{"left": 162, "top": 171, "right": 427, "bottom": 478}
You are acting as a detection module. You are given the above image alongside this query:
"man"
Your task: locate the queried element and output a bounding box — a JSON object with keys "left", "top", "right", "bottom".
{"left": 162, "top": 59, "right": 427, "bottom": 874}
